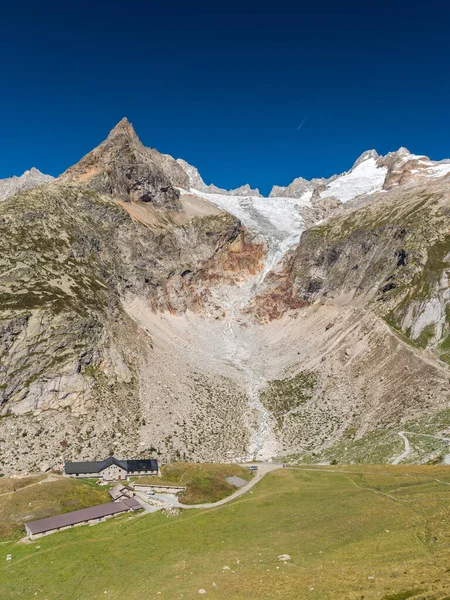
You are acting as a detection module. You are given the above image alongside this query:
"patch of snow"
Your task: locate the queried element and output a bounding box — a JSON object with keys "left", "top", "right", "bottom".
{"left": 426, "top": 163, "right": 450, "bottom": 178}
{"left": 321, "top": 157, "right": 388, "bottom": 203}
{"left": 398, "top": 149, "right": 425, "bottom": 162}
{"left": 182, "top": 188, "right": 312, "bottom": 274}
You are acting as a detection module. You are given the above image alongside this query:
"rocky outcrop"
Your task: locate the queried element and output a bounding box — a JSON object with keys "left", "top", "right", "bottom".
{"left": 299, "top": 196, "right": 344, "bottom": 229}
{"left": 227, "top": 184, "right": 262, "bottom": 197}
{"left": 59, "top": 118, "right": 189, "bottom": 210}
{"left": 0, "top": 168, "right": 54, "bottom": 201}
{"left": 203, "top": 183, "right": 228, "bottom": 194}
{"left": 269, "top": 177, "right": 314, "bottom": 199}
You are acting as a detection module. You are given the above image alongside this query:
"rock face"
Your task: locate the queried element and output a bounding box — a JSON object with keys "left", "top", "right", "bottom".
{"left": 59, "top": 118, "right": 189, "bottom": 210}
{"left": 0, "top": 168, "right": 54, "bottom": 201}
{"left": 176, "top": 158, "right": 206, "bottom": 190}
{"left": 269, "top": 177, "right": 315, "bottom": 200}
{"left": 227, "top": 184, "right": 262, "bottom": 197}
{"left": 3, "top": 124, "right": 450, "bottom": 472}
{"left": 244, "top": 178, "right": 450, "bottom": 458}
{"left": 254, "top": 178, "right": 450, "bottom": 359}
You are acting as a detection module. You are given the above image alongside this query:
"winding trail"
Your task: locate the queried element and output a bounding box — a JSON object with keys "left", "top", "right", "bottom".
{"left": 136, "top": 463, "right": 281, "bottom": 513}
{"left": 179, "top": 463, "right": 280, "bottom": 509}
{"left": 392, "top": 431, "right": 411, "bottom": 465}
{"left": 391, "top": 430, "right": 450, "bottom": 465}
{"left": 402, "top": 430, "right": 450, "bottom": 442}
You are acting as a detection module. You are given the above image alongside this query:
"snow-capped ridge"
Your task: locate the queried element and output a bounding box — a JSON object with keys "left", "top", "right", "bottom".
{"left": 175, "top": 144, "right": 450, "bottom": 278}
{"left": 352, "top": 149, "right": 380, "bottom": 169}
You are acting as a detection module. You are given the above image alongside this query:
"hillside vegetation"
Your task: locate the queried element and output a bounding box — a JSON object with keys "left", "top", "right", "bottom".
{"left": 3, "top": 467, "right": 450, "bottom": 599}
{"left": 0, "top": 475, "right": 110, "bottom": 540}
{"left": 135, "top": 462, "right": 253, "bottom": 504}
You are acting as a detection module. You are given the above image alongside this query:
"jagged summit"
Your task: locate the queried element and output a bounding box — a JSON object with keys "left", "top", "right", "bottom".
{"left": 396, "top": 146, "right": 412, "bottom": 156}
{"left": 352, "top": 149, "right": 380, "bottom": 169}
{"left": 269, "top": 176, "right": 313, "bottom": 199}
{"left": 107, "top": 117, "right": 139, "bottom": 141}
{"left": 176, "top": 158, "right": 207, "bottom": 190}
{"left": 59, "top": 118, "right": 188, "bottom": 209}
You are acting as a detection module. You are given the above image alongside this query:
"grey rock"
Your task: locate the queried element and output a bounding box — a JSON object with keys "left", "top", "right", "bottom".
{"left": 0, "top": 168, "right": 54, "bottom": 201}
{"left": 269, "top": 176, "right": 314, "bottom": 199}
{"left": 176, "top": 158, "right": 206, "bottom": 190}
{"left": 227, "top": 184, "right": 262, "bottom": 197}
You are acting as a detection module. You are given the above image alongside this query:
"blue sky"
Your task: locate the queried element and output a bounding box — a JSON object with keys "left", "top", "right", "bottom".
{"left": 1, "top": 0, "right": 450, "bottom": 195}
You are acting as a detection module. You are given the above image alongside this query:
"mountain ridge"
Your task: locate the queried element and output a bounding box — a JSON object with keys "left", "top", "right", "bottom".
{"left": 2, "top": 118, "right": 450, "bottom": 472}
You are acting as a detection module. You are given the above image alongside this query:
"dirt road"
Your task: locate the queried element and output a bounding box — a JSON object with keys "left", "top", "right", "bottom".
{"left": 183, "top": 463, "right": 281, "bottom": 509}
{"left": 392, "top": 431, "right": 411, "bottom": 465}
{"left": 143, "top": 463, "right": 281, "bottom": 512}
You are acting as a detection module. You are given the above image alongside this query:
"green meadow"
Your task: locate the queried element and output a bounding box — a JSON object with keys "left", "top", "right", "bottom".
{"left": 134, "top": 462, "right": 253, "bottom": 503}
{"left": 2, "top": 466, "right": 450, "bottom": 599}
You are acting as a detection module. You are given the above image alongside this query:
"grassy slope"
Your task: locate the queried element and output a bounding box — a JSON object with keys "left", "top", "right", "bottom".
{"left": 3, "top": 466, "right": 450, "bottom": 599}
{"left": 134, "top": 462, "right": 253, "bottom": 504}
{"left": 279, "top": 407, "right": 450, "bottom": 465}
{"left": 0, "top": 476, "right": 110, "bottom": 540}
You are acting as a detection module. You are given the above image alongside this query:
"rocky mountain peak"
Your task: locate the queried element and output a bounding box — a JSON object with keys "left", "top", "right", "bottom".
{"left": 26, "top": 167, "right": 42, "bottom": 176}
{"left": 58, "top": 119, "right": 189, "bottom": 210}
{"left": 175, "top": 159, "right": 262, "bottom": 197}
{"left": 396, "top": 146, "right": 412, "bottom": 157}
{"left": 228, "top": 184, "right": 262, "bottom": 197}
{"left": 107, "top": 117, "right": 139, "bottom": 141}
{"left": 352, "top": 149, "right": 380, "bottom": 169}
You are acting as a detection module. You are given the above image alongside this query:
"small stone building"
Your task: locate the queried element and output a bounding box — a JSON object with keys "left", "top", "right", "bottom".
{"left": 64, "top": 456, "right": 159, "bottom": 481}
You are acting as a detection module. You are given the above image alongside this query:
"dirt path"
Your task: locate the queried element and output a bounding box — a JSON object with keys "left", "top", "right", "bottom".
{"left": 391, "top": 430, "right": 450, "bottom": 465}
{"left": 392, "top": 431, "right": 411, "bottom": 465}
{"left": 0, "top": 474, "right": 60, "bottom": 498}
{"left": 402, "top": 430, "right": 450, "bottom": 442}
{"left": 159, "top": 463, "right": 281, "bottom": 510}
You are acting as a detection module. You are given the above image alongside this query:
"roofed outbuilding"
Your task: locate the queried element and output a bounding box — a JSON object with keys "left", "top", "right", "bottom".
{"left": 25, "top": 498, "right": 142, "bottom": 539}
{"left": 109, "top": 484, "right": 134, "bottom": 501}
